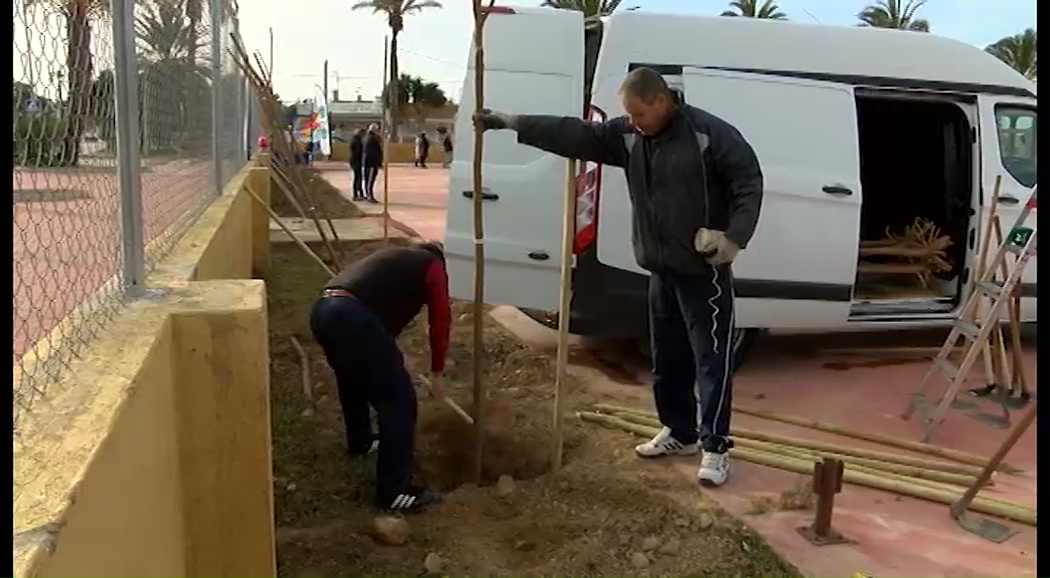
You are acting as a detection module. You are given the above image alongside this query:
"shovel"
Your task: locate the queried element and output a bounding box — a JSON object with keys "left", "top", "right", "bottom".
{"left": 949, "top": 400, "right": 1036, "bottom": 542}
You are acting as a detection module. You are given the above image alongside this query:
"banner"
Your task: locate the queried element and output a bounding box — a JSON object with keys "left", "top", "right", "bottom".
{"left": 310, "top": 85, "right": 332, "bottom": 156}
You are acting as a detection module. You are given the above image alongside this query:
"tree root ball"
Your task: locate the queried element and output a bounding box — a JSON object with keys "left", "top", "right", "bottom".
{"left": 372, "top": 515, "right": 410, "bottom": 546}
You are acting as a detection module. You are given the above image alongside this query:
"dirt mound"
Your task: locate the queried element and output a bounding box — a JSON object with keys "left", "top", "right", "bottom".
{"left": 271, "top": 166, "right": 363, "bottom": 219}
{"left": 266, "top": 241, "right": 799, "bottom": 578}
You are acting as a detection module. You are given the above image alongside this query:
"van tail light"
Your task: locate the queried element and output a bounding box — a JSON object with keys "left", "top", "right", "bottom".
{"left": 573, "top": 104, "right": 606, "bottom": 254}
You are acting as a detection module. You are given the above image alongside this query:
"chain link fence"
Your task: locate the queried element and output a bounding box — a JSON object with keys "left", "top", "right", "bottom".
{"left": 13, "top": 0, "right": 250, "bottom": 430}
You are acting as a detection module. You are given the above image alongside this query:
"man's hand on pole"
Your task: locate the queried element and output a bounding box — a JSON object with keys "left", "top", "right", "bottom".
{"left": 428, "top": 372, "right": 447, "bottom": 401}
{"left": 473, "top": 109, "right": 516, "bottom": 131}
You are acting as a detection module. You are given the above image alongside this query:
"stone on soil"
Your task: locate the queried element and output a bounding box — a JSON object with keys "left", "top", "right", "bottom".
{"left": 372, "top": 516, "right": 410, "bottom": 546}
{"left": 658, "top": 538, "right": 681, "bottom": 555}
{"left": 630, "top": 552, "right": 650, "bottom": 568}
{"left": 496, "top": 474, "right": 516, "bottom": 497}
{"left": 424, "top": 552, "right": 445, "bottom": 575}
{"left": 641, "top": 536, "right": 660, "bottom": 552}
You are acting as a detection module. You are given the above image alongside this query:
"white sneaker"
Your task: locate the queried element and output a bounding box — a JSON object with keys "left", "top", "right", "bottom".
{"left": 634, "top": 427, "right": 699, "bottom": 458}
{"left": 698, "top": 451, "right": 730, "bottom": 487}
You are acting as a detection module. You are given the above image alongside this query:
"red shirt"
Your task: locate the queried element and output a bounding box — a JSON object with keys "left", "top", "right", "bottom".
{"left": 423, "top": 260, "right": 451, "bottom": 374}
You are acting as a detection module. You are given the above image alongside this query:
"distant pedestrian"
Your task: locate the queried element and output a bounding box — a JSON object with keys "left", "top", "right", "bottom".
{"left": 438, "top": 127, "right": 453, "bottom": 168}
{"left": 362, "top": 124, "right": 384, "bottom": 204}
{"left": 414, "top": 132, "right": 431, "bottom": 168}
{"left": 349, "top": 129, "right": 365, "bottom": 200}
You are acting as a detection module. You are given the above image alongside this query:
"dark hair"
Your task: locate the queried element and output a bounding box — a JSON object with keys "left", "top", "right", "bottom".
{"left": 619, "top": 67, "right": 672, "bottom": 102}
{"left": 416, "top": 241, "right": 445, "bottom": 263}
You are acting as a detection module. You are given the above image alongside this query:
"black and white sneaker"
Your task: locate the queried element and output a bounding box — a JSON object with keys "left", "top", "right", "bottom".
{"left": 378, "top": 486, "right": 442, "bottom": 514}
{"left": 634, "top": 426, "right": 700, "bottom": 458}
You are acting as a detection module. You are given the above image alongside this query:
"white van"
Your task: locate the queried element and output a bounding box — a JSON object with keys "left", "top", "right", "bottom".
{"left": 443, "top": 7, "right": 1037, "bottom": 369}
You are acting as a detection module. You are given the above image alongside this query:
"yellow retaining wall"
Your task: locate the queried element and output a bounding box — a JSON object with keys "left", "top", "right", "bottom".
{"left": 329, "top": 140, "right": 443, "bottom": 164}
{"left": 14, "top": 163, "right": 276, "bottom": 578}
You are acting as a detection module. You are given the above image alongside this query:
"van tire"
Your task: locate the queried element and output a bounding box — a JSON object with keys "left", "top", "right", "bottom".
{"left": 637, "top": 328, "right": 760, "bottom": 374}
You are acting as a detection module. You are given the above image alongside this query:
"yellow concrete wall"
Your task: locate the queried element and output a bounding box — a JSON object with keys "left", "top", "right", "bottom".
{"left": 14, "top": 163, "right": 276, "bottom": 578}
{"left": 329, "top": 141, "right": 443, "bottom": 164}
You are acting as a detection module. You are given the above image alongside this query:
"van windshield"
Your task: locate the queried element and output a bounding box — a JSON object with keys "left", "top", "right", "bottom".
{"left": 995, "top": 106, "right": 1037, "bottom": 188}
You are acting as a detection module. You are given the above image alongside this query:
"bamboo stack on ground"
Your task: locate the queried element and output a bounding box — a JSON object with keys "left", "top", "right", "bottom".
{"left": 577, "top": 411, "right": 1035, "bottom": 526}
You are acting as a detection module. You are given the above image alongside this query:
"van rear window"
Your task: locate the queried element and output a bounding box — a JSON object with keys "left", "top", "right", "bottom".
{"left": 995, "top": 106, "right": 1037, "bottom": 188}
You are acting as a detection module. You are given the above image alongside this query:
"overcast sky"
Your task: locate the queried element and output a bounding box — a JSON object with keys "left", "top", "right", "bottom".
{"left": 11, "top": 0, "right": 1037, "bottom": 104}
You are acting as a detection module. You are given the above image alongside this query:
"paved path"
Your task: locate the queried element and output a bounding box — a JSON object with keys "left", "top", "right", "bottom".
{"left": 14, "top": 158, "right": 213, "bottom": 364}
{"left": 313, "top": 161, "right": 449, "bottom": 241}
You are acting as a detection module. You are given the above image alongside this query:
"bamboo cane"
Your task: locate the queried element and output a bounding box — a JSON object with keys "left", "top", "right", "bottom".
{"left": 468, "top": 0, "right": 494, "bottom": 484}
{"left": 990, "top": 211, "right": 1031, "bottom": 397}
{"left": 733, "top": 437, "right": 987, "bottom": 488}
{"left": 974, "top": 176, "right": 1003, "bottom": 384}
{"left": 551, "top": 159, "right": 576, "bottom": 472}
{"left": 577, "top": 412, "right": 1035, "bottom": 526}
{"left": 381, "top": 36, "right": 391, "bottom": 242}
{"left": 595, "top": 405, "right": 985, "bottom": 478}
{"left": 244, "top": 183, "right": 335, "bottom": 277}
{"left": 288, "top": 335, "right": 314, "bottom": 403}
{"left": 593, "top": 402, "right": 1014, "bottom": 473}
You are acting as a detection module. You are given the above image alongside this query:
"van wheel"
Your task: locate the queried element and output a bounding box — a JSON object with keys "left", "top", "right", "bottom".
{"left": 637, "top": 328, "right": 760, "bottom": 374}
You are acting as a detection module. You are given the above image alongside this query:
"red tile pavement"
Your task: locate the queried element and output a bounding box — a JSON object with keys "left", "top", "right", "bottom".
{"left": 314, "top": 161, "right": 449, "bottom": 241}
{"left": 319, "top": 160, "right": 1037, "bottom": 577}
{"left": 14, "top": 159, "right": 213, "bottom": 364}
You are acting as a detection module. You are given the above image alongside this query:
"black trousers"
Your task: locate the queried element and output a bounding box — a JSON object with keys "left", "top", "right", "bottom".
{"left": 351, "top": 164, "right": 363, "bottom": 197}
{"left": 363, "top": 166, "right": 380, "bottom": 198}
{"left": 310, "top": 295, "right": 417, "bottom": 501}
{"left": 649, "top": 265, "right": 735, "bottom": 453}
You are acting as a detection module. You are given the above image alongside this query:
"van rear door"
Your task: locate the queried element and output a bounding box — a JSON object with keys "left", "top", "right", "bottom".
{"left": 594, "top": 68, "right": 864, "bottom": 328}
{"left": 443, "top": 6, "right": 585, "bottom": 311}
{"left": 976, "top": 94, "right": 1037, "bottom": 321}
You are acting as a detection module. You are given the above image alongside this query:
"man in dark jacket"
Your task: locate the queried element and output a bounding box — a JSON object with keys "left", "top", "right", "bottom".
{"left": 349, "top": 129, "right": 365, "bottom": 200}
{"left": 310, "top": 240, "right": 451, "bottom": 513}
{"left": 474, "top": 67, "right": 763, "bottom": 487}
{"left": 362, "top": 124, "right": 384, "bottom": 203}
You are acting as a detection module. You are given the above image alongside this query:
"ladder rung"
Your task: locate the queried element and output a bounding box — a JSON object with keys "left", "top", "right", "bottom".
{"left": 933, "top": 357, "right": 959, "bottom": 380}
{"left": 977, "top": 280, "right": 1003, "bottom": 297}
{"left": 955, "top": 319, "right": 981, "bottom": 340}
{"left": 1004, "top": 243, "right": 1024, "bottom": 255}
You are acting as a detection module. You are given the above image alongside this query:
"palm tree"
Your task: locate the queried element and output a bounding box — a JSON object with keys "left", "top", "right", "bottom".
{"left": 857, "top": 0, "right": 930, "bottom": 32}
{"left": 136, "top": 0, "right": 210, "bottom": 154}
{"left": 352, "top": 0, "right": 442, "bottom": 138}
{"left": 25, "top": 0, "right": 109, "bottom": 165}
{"left": 720, "top": 0, "right": 787, "bottom": 19}
{"left": 540, "top": 0, "right": 623, "bottom": 19}
{"left": 986, "top": 28, "right": 1037, "bottom": 82}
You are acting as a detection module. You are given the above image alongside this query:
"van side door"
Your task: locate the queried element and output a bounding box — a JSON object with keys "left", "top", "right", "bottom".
{"left": 681, "top": 69, "right": 862, "bottom": 328}
{"left": 976, "top": 95, "right": 1037, "bottom": 321}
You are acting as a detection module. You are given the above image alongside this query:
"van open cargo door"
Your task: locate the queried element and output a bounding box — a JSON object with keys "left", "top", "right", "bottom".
{"left": 443, "top": 6, "right": 586, "bottom": 311}
{"left": 976, "top": 94, "right": 1037, "bottom": 321}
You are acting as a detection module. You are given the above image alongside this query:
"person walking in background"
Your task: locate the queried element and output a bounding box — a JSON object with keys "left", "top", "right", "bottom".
{"left": 309, "top": 240, "right": 451, "bottom": 513}
{"left": 439, "top": 127, "right": 453, "bottom": 168}
{"left": 362, "top": 124, "right": 384, "bottom": 204}
{"left": 414, "top": 132, "right": 431, "bottom": 169}
{"left": 473, "top": 67, "right": 763, "bottom": 488}
{"left": 349, "top": 128, "right": 365, "bottom": 200}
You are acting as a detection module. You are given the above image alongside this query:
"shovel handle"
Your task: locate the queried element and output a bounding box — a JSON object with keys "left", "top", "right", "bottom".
{"left": 950, "top": 400, "right": 1036, "bottom": 517}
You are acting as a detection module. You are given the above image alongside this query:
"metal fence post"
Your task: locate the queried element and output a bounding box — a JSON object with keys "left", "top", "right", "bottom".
{"left": 110, "top": 0, "right": 145, "bottom": 291}
{"left": 210, "top": 0, "right": 223, "bottom": 195}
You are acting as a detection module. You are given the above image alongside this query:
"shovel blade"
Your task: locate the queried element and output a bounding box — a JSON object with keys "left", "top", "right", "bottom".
{"left": 956, "top": 513, "right": 1018, "bottom": 543}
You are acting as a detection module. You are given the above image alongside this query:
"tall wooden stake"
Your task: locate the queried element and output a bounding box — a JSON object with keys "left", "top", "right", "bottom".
{"left": 382, "top": 36, "right": 391, "bottom": 241}
{"left": 469, "top": 0, "right": 492, "bottom": 484}
{"left": 551, "top": 160, "right": 576, "bottom": 472}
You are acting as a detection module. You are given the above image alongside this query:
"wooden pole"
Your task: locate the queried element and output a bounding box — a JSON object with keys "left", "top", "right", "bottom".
{"left": 244, "top": 183, "right": 335, "bottom": 277}
{"left": 551, "top": 159, "right": 576, "bottom": 472}
{"left": 381, "top": 36, "right": 391, "bottom": 241}
{"left": 974, "top": 176, "right": 1003, "bottom": 384}
{"left": 469, "top": 0, "right": 490, "bottom": 484}
{"left": 951, "top": 400, "right": 1037, "bottom": 519}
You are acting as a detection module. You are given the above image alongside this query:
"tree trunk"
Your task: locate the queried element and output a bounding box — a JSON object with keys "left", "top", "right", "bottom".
{"left": 62, "top": 3, "right": 92, "bottom": 166}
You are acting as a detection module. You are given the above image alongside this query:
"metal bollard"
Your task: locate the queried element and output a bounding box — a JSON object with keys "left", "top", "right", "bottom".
{"left": 797, "top": 457, "right": 855, "bottom": 546}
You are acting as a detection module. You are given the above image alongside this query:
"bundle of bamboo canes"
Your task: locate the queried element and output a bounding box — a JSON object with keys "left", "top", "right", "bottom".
{"left": 859, "top": 217, "right": 953, "bottom": 287}
{"left": 578, "top": 404, "right": 1035, "bottom": 526}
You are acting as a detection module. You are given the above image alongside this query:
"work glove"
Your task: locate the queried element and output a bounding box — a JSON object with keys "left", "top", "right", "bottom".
{"left": 472, "top": 109, "right": 516, "bottom": 131}
{"left": 694, "top": 228, "right": 740, "bottom": 267}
